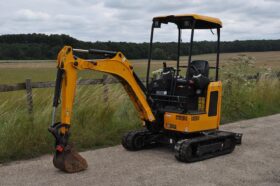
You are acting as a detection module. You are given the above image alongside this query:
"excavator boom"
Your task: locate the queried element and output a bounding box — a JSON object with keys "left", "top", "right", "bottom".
{"left": 49, "top": 46, "right": 155, "bottom": 172}
{"left": 58, "top": 46, "right": 155, "bottom": 125}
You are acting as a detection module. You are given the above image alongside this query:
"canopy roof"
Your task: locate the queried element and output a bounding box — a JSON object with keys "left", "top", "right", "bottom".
{"left": 153, "top": 14, "right": 222, "bottom": 29}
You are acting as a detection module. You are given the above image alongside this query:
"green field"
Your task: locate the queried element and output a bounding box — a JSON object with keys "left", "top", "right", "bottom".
{"left": 0, "top": 51, "right": 280, "bottom": 163}
{"left": 1, "top": 51, "right": 280, "bottom": 83}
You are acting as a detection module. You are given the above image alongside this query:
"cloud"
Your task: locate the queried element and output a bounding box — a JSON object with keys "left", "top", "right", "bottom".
{"left": 0, "top": 0, "right": 279, "bottom": 42}
{"left": 14, "top": 9, "right": 50, "bottom": 22}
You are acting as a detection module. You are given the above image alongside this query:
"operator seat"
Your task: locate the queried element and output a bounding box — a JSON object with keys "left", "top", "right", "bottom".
{"left": 189, "top": 60, "right": 210, "bottom": 91}
{"left": 189, "top": 60, "right": 209, "bottom": 78}
{"left": 185, "top": 60, "right": 210, "bottom": 112}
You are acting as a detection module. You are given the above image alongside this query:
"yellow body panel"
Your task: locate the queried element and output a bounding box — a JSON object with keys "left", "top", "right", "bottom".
{"left": 164, "top": 81, "right": 222, "bottom": 133}
{"left": 153, "top": 14, "right": 222, "bottom": 27}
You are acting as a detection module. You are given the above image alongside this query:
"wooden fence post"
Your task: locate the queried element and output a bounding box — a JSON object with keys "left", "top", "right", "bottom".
{"left": 103, "top": 75, "right": 109, "bottom": 103}
{"left": 25, "top": 79, "right": 33, "bottom": 114}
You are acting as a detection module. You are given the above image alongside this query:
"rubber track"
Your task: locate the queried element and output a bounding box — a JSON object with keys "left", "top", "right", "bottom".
{"left": 175, "top": 131, "right": 236, "bottom": 162}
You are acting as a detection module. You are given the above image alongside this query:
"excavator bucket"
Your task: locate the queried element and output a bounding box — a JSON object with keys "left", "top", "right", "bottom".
{"left": 53, "top": 144, "right": 88, "bottom": 173}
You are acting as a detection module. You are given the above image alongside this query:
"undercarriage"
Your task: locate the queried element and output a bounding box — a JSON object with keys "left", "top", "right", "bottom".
{"left": 122, "top": 129, "right": 242, "bottom": 162}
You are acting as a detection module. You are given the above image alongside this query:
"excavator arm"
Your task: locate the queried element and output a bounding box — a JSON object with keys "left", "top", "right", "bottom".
{"left": 48, "top": 46, "right": 155, "bottom": 173}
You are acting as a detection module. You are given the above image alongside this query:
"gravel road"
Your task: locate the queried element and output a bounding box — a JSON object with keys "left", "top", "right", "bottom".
{"left": 1, "top": 114, "right": 280, "bottom": 186}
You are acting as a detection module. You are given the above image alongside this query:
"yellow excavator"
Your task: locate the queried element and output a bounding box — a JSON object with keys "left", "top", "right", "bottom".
{"left": 48, "top": 14, "right": 242, "bottom": 173}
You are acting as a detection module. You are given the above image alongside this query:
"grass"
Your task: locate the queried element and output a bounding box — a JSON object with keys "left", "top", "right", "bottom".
{"left": 221, "top": 55, "right": 280, "bottom": 123}
{"left": 0, "top": 85, "right": 141, "bottom": 162}
{"left": 0, "top": 51, "right": 280, "bottom": 163}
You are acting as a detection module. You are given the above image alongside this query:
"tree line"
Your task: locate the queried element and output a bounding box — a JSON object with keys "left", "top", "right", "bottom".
{"left": 0, "top": 33, "right": 279, "bottom": 60}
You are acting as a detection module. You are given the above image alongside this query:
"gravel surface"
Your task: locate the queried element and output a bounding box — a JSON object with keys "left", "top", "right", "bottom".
{"left": 1, "top": 114, "right": 280, "bottom": 186}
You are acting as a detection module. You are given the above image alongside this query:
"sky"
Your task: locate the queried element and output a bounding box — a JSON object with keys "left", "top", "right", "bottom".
{"left": 0, "top": 0, "right": 279, "bottom": 42}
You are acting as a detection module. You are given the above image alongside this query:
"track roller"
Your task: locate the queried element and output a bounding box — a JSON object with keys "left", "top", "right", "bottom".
{"left": 175, "top": 131, "right": 238, "bottom": 162}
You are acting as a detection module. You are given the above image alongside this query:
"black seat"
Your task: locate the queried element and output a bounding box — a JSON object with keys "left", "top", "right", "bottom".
{"left": 188, "top": 60, "right": 210, "bottom": 94}
{"left": 189, "top": 60, "right": 209, "bottom": 78}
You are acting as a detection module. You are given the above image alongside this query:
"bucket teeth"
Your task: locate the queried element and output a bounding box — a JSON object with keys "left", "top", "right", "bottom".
{"left": 53, "top": 144, "right": 88, "bottom": 173}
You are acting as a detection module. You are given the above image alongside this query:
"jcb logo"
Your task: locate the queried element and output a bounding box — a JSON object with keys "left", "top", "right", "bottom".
{"left": 176, "top": 115, "right": 187, "bottom": 121}
{"left": 191, "top": 116, "right": 200, "bottom": 121}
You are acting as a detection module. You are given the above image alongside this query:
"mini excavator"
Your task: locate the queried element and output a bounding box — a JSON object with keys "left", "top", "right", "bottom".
{"left": 48, "top": 14, "right": 242, "bottom": 173}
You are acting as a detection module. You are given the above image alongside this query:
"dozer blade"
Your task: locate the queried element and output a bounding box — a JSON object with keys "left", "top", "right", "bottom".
{"left": 53, "top": 144, "right": 88, "bottom": 173}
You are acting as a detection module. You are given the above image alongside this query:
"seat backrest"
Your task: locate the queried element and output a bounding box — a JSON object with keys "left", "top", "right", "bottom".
{"left": 189, "top": 60, "right": 209, "bottom": 78}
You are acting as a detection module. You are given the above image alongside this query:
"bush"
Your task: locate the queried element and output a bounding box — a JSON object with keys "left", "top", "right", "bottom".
{"left": 221, "top": 55, "right": 280, "bottom": 123}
